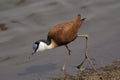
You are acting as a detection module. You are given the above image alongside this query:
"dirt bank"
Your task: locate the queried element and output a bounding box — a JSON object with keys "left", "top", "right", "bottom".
{"left": 52, "top": 60, "right": 120, "bottom": 80}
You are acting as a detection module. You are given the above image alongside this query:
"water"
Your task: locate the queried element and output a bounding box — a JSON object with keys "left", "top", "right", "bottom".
{"left": 0, "top": 0, "right": 120, "bottom": 80}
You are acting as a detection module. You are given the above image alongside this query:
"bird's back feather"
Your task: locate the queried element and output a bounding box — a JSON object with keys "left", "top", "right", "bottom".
{"left": 48, "top": 15, "right": 85, "bottom": 46}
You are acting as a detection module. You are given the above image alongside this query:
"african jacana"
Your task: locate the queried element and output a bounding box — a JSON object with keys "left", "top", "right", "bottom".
{"left": 32, "top": 14, "right": 96, "bottom": 73}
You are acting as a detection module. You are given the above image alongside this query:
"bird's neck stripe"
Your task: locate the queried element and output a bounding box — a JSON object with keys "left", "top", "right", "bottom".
{"left": 48, "top": 39, "right": 58, "bottom": 49}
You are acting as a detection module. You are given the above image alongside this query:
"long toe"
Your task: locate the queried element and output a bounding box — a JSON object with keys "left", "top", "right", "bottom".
{"left": 61, "top": 65, "right": 66, "bottom": 72}
{"left": 76, "top": 65, "right": 85, "bottom": 71}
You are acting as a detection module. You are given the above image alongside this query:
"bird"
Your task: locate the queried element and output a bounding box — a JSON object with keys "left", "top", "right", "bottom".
{"left": 32, "top": 14, "right": 96, "bottom": 73}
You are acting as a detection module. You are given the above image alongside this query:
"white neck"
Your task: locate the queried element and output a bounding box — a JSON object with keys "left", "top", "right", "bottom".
{"left": 37, "top": 40, "right": 57, "bottom": 51}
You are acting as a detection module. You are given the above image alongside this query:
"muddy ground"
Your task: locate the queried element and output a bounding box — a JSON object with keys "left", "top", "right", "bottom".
{"left": 52, "top": 60, "right": 120, "bottom": 80}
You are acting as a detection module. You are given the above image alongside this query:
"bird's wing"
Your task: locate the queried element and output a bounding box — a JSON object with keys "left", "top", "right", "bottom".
{"left": 48, "top": 22, "right": 77, "bottom": 45}
{"left": 47, "top": 15, "right": 85, "bottom": 45}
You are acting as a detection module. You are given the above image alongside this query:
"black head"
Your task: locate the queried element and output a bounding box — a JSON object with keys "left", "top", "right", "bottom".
{"left": 32, "top": 39, "right": 51, "bottom": 55}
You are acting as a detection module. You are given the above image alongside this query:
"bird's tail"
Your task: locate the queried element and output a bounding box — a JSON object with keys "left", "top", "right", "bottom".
{"left": 81, "top": 18, "right": 86, "bottom": 21}
{"left": 77, "top": 14, "right": 86, "bottom": 21}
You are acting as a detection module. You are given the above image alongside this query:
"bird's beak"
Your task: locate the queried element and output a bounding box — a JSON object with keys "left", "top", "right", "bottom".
{"left": 32, "top": 50, "right": 36, "bottom": 55}
{"left": 81, "top": 18, "right": 86, "bottom": 21}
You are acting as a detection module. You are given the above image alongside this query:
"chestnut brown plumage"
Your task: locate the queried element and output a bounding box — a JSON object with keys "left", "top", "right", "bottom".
{"left": 48, "top": 15, "right": 86, "bottom": 46}
{"left": 32, "top": 14, "right": 96, "bottom": 74}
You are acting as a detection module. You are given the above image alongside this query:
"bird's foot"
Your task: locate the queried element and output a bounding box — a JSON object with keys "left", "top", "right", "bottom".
{"left": 61, "top": 65, "right": 68, "bottom": 76}
{"left": 61, "top": 65, "right": 66, "bottom": 72}
{"left": 76, "top": 64, "right": 85, "bottom": 72}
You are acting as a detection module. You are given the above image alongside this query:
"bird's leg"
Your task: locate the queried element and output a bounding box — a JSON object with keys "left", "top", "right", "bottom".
{"left": 77, "top": 35, "right": 96, "bottom": 71}
{"left": 61, "top": 45, "right": 72, "bottom": 74}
